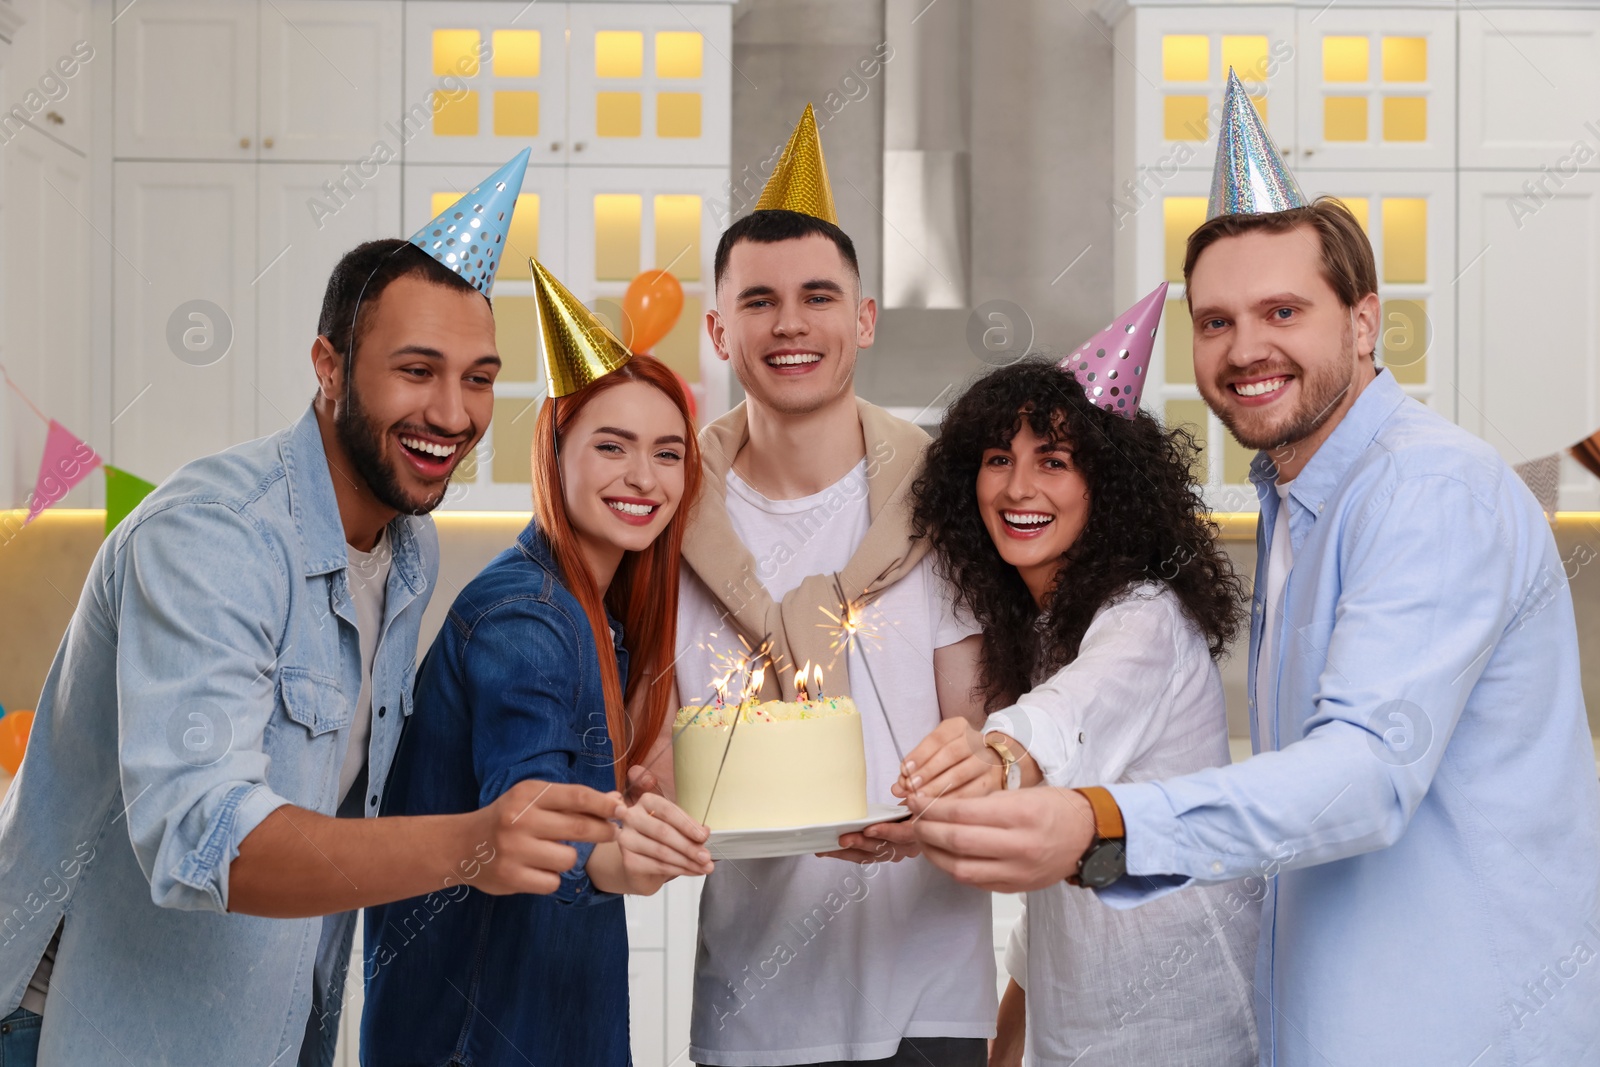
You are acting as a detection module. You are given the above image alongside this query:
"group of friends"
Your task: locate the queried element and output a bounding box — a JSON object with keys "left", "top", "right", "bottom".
{"left": 1, "top": 77, "right": 1598, "bottom": 1067}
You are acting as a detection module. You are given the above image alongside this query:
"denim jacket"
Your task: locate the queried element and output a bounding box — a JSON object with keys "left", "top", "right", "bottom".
{"left": 0, "top": 404, "right": 436, "bottom": 1066}
{"left": 361, "top": 520, "right": 632, "bottom": 1066}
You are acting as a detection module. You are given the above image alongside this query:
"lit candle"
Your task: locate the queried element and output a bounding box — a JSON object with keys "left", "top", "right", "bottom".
{"left": 813, "top": 663, "right": 825, "bottom": 700}
{"left": 795, "top": 662, "right": 810, "bottom": 703}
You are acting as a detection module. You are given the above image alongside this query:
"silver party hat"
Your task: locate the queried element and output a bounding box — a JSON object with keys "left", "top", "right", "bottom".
{"left": 1207, "top": 69, "right": 1307, "bottom": 220}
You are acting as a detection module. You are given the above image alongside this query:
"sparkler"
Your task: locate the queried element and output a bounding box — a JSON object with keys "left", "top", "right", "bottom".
{"left": 819, "top": 574, "right": 908, "bottom": 763}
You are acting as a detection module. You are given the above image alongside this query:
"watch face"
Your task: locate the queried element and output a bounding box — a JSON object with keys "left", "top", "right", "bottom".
{"left": 1078, "top": 840, "right": 1126, "bottom": 888}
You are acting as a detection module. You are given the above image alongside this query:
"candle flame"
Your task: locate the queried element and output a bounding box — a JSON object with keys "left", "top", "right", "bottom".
{"left": 795, "top": 663, "right": 810, "bottom": 702}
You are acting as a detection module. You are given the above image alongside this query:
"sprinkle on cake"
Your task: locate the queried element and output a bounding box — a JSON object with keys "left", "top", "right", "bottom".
{"left": 674, "top": 696, "right": 857, "bottom": 730}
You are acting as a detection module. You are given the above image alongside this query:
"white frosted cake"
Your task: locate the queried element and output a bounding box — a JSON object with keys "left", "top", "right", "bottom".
{"left": 673, "top": 696, "right": 868, "bottom": 830}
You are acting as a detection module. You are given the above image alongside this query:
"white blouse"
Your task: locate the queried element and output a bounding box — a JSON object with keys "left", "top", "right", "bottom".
{"left": 985, "top": 584, "right": 1260, "bottom": 1066}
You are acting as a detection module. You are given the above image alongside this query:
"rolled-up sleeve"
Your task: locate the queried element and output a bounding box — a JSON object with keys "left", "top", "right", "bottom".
{"left": 1101, "top": 474, "right": 1519, "bottom": 907}
{"left": 113, "top": 503, "right": 295, "bottom": 913}
{"left": 984, "top": 590, "right": 1184, "bottom": 789}
{"left": 463, "top": 599, "right": 616, "bottom": 906}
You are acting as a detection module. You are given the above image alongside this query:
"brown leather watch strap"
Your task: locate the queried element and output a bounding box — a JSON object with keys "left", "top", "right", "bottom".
{"left": 1073, "top": 786, "right": 1125, "bottom": 840}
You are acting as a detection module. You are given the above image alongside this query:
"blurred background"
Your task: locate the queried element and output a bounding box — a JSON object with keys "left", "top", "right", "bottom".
{"left": 1, "top": 0, "right": 1598, "bottom": 1061}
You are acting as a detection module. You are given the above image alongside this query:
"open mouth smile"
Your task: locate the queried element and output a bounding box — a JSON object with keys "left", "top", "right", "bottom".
{"left": 1000, "top": 510, "right": 1055, "bottom": 538}
{"left": 397, "top": 433, "right": 462, "bottom": 477}
{"left": 605, "top": 497, "right": 661, "bottom": 526}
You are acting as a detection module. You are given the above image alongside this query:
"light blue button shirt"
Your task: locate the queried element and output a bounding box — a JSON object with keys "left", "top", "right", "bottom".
{"left": 0, "top": 405, "right": 436, "bottom": 1066}
{"left": 1103, "top": 370, "right": 1600, "bottom": 1065}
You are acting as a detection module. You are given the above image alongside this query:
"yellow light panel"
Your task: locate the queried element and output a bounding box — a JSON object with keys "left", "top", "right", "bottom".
{"left": 492, "top": 29, "right": 540, "bottom": 78}
{"left": 595, "top": 194, "right": 642, "bottom": 280}
{"left": 656, "top": 31, "right": 703, "bottom": 79}
{"left": 596, "top": 31, "right": 644, "bottom": 78}
{"left": 1163, "top": 35, "right": 1209, "bottom": 82}
{"left": 433, "top": 29, "right": 480, "bottom": 77}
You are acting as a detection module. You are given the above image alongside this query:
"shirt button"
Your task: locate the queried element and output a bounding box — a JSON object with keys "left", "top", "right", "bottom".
{"left": 377, "top": 705, "right": 386, "bottom": 718}
{"left": 1211, "top": 861, "right": 1224, "bottom": 874}
{"left": 369, "top": 795, "right": 378, "bottom": 808}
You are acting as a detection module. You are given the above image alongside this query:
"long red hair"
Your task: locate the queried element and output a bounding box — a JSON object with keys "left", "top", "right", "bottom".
{"left": 530, "top": 355, "right": 702, "bottom": 790}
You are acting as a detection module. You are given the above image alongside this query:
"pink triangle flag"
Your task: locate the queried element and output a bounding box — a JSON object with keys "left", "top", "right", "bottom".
{"left": 26, "top": 419, "right": 102, "bottom": 525}
{"left": 1057, "top": 282, "right": 1169, "bottom": 418}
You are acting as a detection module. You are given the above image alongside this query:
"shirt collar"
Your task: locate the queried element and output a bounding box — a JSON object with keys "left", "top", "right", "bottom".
{"left": 280, "top": 402, "right": 429, "bottom": 592}
{"left": 1248, "top": 367, "right": 1406, "bottom": 516}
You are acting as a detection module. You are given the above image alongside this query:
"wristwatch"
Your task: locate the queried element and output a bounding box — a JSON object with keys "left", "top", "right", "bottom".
{"left": 984, "top": 735, "right": 1021, "bottom": 791}
{"left": 1069, "top": 786, "right": 1127, "bottom": 888}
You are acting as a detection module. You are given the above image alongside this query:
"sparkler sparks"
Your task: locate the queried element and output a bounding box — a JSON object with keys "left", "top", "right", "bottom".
{"left": 819, "top": 574, "right": 908, "bottom": 763}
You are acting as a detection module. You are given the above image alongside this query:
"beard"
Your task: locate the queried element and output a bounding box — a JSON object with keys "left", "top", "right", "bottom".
{"left": 1204, "top": 322, "right": 1358, "bottom": 452}
{"left": 335, "top": 377, "right": 452, "bottom": 516}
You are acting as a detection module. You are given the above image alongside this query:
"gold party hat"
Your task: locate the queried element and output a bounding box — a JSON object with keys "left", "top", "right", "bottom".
{"left": 531, "top": 258, "right": 632, "bottom": 398}
{"left": 754, "top": 103, "right": 838, "bottom": 224}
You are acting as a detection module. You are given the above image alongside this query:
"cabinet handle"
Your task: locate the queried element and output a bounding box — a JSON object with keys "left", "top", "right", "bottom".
{"left": 573, "top": 141, "right": 586, "bottom": 152}
{"left": 263, "top": 137, "right": 275, "bottom": 149}
{"left": 1304, "top": 148, "right": 1315, "bottom": 157}
{"left": 239, "top": 136, "right": 250, "bottom": 148}
{"left": 550, "top": 141, "right": 562, "bottom": 152}
{"left": 45, "top": 111, "right": 64, "bottom": 126}
{"left": 1279, "top": 148, "right": 1290, "bottom": 158}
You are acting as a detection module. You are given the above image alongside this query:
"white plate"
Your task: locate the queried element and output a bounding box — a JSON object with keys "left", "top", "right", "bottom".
{"left": 705, "top": 804, "right": 912, "bottom": 860}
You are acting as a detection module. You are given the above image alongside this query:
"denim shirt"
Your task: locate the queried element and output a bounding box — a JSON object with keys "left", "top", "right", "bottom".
{"left": 362, "top": 520, "right": 631, "bottom": 1066}
{"left": 0, "top": 404, "right": 436, "bottom": 1066}
{"left": 1103, "top": 371, "right": 1600, "bottom": 1064}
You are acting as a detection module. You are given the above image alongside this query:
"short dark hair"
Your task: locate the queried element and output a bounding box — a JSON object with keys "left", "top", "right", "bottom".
{"left": 1183, "top": 197, "right": 1378, "bottom": 310}
{"left": 712, "top": 209, "right": 860, "bottom": 290}
{"left": 317, "top": 239, "right": 484, "bottom": 361}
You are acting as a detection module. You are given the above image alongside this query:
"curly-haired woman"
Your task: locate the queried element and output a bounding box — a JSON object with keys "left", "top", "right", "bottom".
{"left": 892, "top": 358, "right": 1259, "bottom": 1066}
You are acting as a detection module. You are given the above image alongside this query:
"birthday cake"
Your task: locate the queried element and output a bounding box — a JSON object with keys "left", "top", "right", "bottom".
{"left": 673, "top": 695, "right": 867, "bottom": 831}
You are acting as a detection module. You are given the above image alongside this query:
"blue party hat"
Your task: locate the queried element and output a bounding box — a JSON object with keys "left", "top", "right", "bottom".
{"left": 1206, "top": 70, "right": 1307, "bottom": 220}
{"left": 407, "top": 147, "right": 531, "bottom": 294}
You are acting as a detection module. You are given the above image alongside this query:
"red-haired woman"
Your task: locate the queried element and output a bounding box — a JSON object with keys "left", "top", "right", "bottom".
{"left": 361, "top": 355, "right": 710, "bottom": 1065}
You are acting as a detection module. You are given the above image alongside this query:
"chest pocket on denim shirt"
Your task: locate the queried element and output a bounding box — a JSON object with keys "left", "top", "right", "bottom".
{"left": 279, "top": 665, "right": 351, "bottom": 736}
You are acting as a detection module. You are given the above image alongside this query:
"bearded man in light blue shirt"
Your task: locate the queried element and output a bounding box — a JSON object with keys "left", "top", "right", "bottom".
{"left": 0, "top": 233, "right": 619, "bottom": 1067}
{"left": 908, "top": 187, "right": 1600, "bottom": 1064}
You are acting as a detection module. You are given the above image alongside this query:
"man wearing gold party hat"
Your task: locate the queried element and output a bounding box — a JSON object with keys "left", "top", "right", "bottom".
{"left": 0, "top": 151, "right": 623, "bottom": 1067}
{"left": 667, "top": 103, "right": 996, "bottom": 1067}
{"left": 909, "top": 70, "right": 1600, "bottom": 1064}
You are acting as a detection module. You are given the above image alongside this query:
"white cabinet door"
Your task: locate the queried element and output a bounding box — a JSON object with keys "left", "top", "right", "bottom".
{"left": 1294, "top": 8, "right": 1455, "bottom": 172}
{"left": 1460, "top": 8, "right": 1600, "bottom": 169}
{"left": 565, "top": 165, "right": 728, "bottom": 415}
{"left": 256, "top": 161, "right": 403, "bottom": 437}
{"left": 629, "top": 948, "right": 666, "bottom": 1067}
{"left": 402, "top": 1, "right": 570, "bottom": 166}
{"left": 258, "top": 0, "right": 403, "bottom": 163}
{"left": 1458, "top": 169, "right": 1600, "bottom": 468}
{"left": 663, "top": 875, "right": 702, "bottom": 1065}
{"left": 1125, "top": 6, "right": 1298, "bottom": 176}
{"left": 112, "top": 162, "right": 257, "bottom": 483}
{"left": 566, "top": 3, "right": 732, "bottom": 168}
{"left": 113, "top": 0, "right": 257, "bottom": 161}
{"left": 7, "top": 0, "right": 94, "bottom": 156}
{"left": 1296, "top": 169, "right": 1456, "bottom": 420}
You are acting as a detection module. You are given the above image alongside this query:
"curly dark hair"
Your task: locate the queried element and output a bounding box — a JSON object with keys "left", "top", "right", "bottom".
{"left": 911, "top": 358, "right": 1246, "bottom": 710}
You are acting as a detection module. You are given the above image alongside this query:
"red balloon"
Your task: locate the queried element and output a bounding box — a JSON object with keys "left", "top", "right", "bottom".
{"left": 0, "top": 710, "right": 35, "bottom": 775}
{"left": 622, "top": 270, "right": 684, "bottom": 354}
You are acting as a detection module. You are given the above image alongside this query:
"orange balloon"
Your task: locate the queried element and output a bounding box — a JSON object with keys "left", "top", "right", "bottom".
{"left": 621, "top": 270, "right": 684, "bottom": 354}
{"left": 0, "top": 710, "right": 35, "bottom": 775}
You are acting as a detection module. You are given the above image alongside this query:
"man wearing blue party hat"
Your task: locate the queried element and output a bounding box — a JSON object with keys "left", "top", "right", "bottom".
{"left": 0, "top": 149, "right": 622, "bottom": 1067}
{"left": 909, "top": 70, "right": 1600, "bottom": 1065}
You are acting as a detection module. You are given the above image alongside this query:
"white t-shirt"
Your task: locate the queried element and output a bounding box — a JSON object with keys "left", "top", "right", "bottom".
{"left": 678, "top": 460, "right": 995, "bottom": 1065}
{"left": 342, "top": 532, "right": 390, "bottom": 803}
{"left": 1255, "top": 482, "right": 1294, "bottom": 750}
{"left": 991, "top": 586, "right": 1259, "bottom": 1065}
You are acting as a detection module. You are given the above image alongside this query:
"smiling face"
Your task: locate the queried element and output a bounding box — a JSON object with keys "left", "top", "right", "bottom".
{"left": 976, "top": 420, "right": 1092, "bottom": 607}
{"left": 560, "top": 379, "right": 690, "bottom": 576}
{"left": 708, "top": 233, "right": 876, "bottom": 417}
{"left": 1188, "top": 225, "right": 1379, "bottom": 471}
{"left": 330, "top": 272, "right": 499, "bottom": 514}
